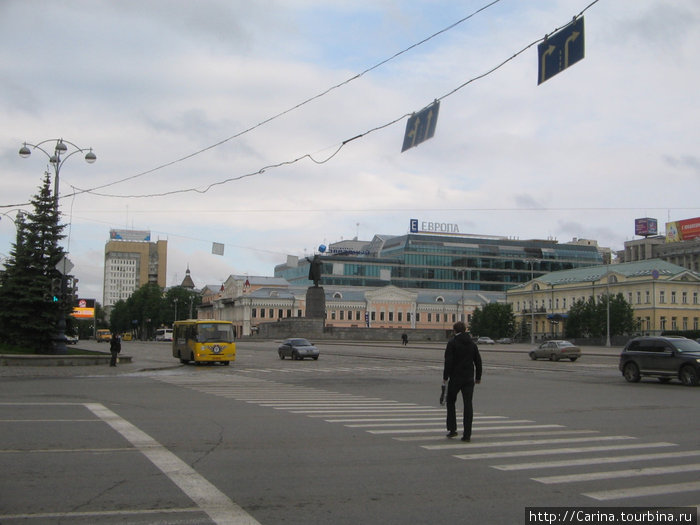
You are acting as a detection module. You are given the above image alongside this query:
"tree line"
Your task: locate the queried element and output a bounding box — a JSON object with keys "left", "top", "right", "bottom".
{"left": 468, "top": 294, "right": 636, "bottom": 342}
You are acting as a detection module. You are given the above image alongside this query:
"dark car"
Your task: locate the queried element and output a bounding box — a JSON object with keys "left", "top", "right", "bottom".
{"left": 278, "top": 338, "right": 319, "bottom": 360}
{"left": 529, "top": 340, "right": 581, "bottom": 361}
{"left": 619, "top": 336, "right": 700, "bottom": 386}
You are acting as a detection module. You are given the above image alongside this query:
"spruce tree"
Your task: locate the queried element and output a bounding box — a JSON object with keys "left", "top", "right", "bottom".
{"left": 0, "top": 173, "right": 69, "bottom": 353}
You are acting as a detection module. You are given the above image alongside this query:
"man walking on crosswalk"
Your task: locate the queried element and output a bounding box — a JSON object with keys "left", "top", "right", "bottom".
{"left": 442, "top": 321, "right": 482, "bottom": 442}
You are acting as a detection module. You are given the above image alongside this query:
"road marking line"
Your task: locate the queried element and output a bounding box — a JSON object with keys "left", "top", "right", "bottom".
{"left": 395, "top": 430, "right": 599, "bottom": 442}
{"left": 0, "top": 447, "right": 135, "bottom": 454}
{"left": 535, "top": 463, "right": 700, "bottom": 484}
{"left": 584, "top": 480, "right": 700, "bottom": 501}
{"left": 86, "top": 403, "right": 260, "bottom": 525}
{"left": 494, "top": 450, "right": 700, "bottom": 471}
{"left": 424, "top": 435, "right": 635, "bottom": 450}
{"left": 455, "top": 442, "right": 676, "bottom": 460}
{"left": 0, "top": 507, "right": 202, "bottom": 521}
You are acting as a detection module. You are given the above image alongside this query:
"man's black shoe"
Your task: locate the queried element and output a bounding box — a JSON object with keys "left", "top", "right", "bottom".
{"left": 461, "top": 436, "right": 470, "bottom": 442}
{"left": 446, "top": 431, "right": 458, "bottom": 438}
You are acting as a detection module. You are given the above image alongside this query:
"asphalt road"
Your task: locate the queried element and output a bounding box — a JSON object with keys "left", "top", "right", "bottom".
{"left": 0, "top": 340, "right": 698, "bottom": 524}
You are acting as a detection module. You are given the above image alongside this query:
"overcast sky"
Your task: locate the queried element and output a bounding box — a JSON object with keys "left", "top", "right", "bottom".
{"left": 1, "top": 0, "right": 698, "bottom": 303}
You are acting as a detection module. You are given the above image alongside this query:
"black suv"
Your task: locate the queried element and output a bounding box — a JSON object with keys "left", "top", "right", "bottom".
{"left": 619, "top": 336, "right": 700, "bottom": 386}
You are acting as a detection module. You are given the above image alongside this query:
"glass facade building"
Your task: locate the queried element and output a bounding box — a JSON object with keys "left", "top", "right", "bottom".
{"left": 275, "top": 233, "right": 605, "bottom": 292}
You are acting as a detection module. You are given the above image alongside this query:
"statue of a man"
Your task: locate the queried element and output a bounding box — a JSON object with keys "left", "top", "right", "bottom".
{"left": 307, "top": 254, "right": 322, "bottom": 287}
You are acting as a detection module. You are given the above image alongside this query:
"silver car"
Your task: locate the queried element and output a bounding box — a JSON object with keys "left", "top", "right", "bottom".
{"left": 529, "top": 340, "right": 581, "bottom": 362}
{"left": 278, "top": 338, "right": 320, "bottom": 360}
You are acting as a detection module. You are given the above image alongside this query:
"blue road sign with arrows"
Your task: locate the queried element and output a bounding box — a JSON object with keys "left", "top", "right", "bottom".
{"left": 402, "top": 100, "right": 440, "bottom": 152}
{"left": 538, "top": 17, "right": 585, "bottom": 85}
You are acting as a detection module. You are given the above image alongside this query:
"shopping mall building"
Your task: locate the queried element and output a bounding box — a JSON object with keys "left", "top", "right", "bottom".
{"left": 198, "top": 224, "right": 608, "bottom": 337}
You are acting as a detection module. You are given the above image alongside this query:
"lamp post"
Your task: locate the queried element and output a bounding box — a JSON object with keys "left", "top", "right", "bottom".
{"left": 19, "top": 138, "right": 96, "bottom": 353}
{"left": 528, "top": 259, "right": 536, "bottom": 345}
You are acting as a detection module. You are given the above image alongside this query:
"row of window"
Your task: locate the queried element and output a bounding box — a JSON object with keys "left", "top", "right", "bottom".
{"left": 249, "top": 307, "right": 464, "bottom": 325}
{"left": 637, "top": 316, "right": 700, "bottom": 331}
{"left": 516, "top": 290, "right": 700, "bottom": 312}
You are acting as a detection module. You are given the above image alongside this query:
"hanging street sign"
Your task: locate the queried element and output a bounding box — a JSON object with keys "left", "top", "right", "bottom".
{"left": 401, "top": 100, "right": 440, "bottom": 152}
{"left": 538, "top": 17, "right": 585, "bottom": 85}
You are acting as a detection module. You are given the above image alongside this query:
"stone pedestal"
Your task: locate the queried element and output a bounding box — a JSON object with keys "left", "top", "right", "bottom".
{"left": 305, "top": 286, "right": 326, "bottom": 319}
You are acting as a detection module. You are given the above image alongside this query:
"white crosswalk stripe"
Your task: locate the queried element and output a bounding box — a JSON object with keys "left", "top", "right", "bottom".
{"left": 155, "top": 373, "right": 700, "bottom": 507}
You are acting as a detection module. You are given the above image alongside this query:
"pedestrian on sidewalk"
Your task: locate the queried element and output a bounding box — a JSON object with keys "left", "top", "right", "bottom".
{"left": 109, "top": 332, "right": 121, "bottom": 367}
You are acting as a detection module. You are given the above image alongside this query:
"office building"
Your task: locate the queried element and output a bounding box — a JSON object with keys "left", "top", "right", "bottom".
{"left": 275, "top": 227, "right": 606, "bottom": 293}
{"left": 103, "top": 229, "right": 167, "bottom": 311}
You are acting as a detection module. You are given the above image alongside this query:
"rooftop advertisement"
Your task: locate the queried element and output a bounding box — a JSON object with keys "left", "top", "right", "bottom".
{"left": 666, "top": 217, "right": 700, "bottom": 242}
{"left": 110, "top": 229, "right": 151, "bottom": 242}
{"left": 634, "top": 217, "right": 657, "bottom": 237}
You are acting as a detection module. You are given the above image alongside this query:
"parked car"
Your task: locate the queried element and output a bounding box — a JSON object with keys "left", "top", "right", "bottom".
{"left": 476, "top": 337, "right": 495, "bottom": 345}
{"left": 155, "top": 328, "right": 173, "bottom": 342}
{"left": 65, "top": 334, "right": 78, "bottom": 345}
{"left": 496, "top": 337, "right": 513, "bottom": 344}
{"left": 529, "top": 340, "right": 581, "bottom": 361}
{"left": 278, "top": 338, "right": 320, "bottom": 360}
{"left": 619, "top": 336, "right": 700, "bottom": 386}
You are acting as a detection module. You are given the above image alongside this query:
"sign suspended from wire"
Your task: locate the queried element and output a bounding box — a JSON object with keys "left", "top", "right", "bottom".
{"left": 401, "top": 100, "right": 440, "bottom": 152}
{"left": 538, "top": 16, "right": 585, "bottom": 85}
{"left": 212, "top": 242, "right": 225, "bottom": 256}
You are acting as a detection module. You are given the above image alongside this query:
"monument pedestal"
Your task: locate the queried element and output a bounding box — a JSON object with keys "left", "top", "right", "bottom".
{"left": 305, "top": 286, "right": 326, "bottom": 319}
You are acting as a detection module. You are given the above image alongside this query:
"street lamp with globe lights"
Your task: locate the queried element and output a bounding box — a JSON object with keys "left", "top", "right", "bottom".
{"left": 18, "top": 138, "right": 96, "bottom": 353}
{"left": 19, "top": 138, "right": 96, "bottom": 212}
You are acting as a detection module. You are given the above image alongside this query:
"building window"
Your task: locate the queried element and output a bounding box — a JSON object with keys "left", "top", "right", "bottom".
{"left": 659, "top": 291, "right": 665, "bottom": 304}
{"left": 278, "top": 309, "right": 283, "bottom": 318}
{"left": 416, "top": 313, "right": 421, "bottom": 322}
{"left": 660, "top": 317, "right": 666, "bottom": 330}
{"left": 388, "top": 311, "right": 394, "bottom": 322}
{"left": 356, "top": 311, "right": 361, "bottom": 321}
{"left": 428, "top": 313, "right": 432, "bottom": 322}
{"left": 671, "top": 291, "right": 677, "bottom": 304}
{"left": 286, "top": 309, "right": 291, "bottom": 318}
{"left": 671, "top": 317, "right": 677, "bottom": 330}
{"left": 407, "top": 312, "right": 412, "bottom": 322}
{"left": 694, "top": 292, "right": 699, "bottom": 305}
{"left": 380, "top": 311, "right": 385, "bottom": 321}
{"left": 371, "top": 311, "right": 376, "bottom": 321}
{"left": 339, "top": 311, "right": 344, "bottom": 320}
{"left": 636, "top": 291, "right": 641, "bottom": 304}
{"left": 682, "top": 292, "right": 688, "bottom": 304}
{"left": 398, "top": 311, "right": 403, "bottom": 322}
{"left": 645, "top": 290, "right": 650, "bottom": 304}
{"left": 269, "top": 309, "right": 274, "bottom": 318}
{"left": 683, "top": 317, "right": 688, "bottom": 330}
{"left": 260, "top": 309, "right": 265, "bottom": 318}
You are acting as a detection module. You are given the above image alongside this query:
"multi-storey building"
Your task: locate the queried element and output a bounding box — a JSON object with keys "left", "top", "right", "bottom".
{"left": 506, "top": 259, "right": 700, "bottom": 340}
{"left": 275, "top": 231, "right": 606, "bottom": 293}
{"left": 103, "top": 229, "right": 167, "bottom": 312}
{"left": 198, "top": 275, "right": 503, "bottom": 337}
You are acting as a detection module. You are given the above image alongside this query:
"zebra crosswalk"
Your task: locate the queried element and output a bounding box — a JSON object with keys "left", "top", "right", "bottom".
{"left": 155, "top": 373, "right": 700, "bottom": 510}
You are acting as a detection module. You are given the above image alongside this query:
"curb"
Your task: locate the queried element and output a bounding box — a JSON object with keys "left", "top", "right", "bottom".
{"left": 0, "top": 354, "right": 133, "bottom": 367}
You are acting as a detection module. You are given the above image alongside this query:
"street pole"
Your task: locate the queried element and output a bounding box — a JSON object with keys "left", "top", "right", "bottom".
{"left": 19, "top": 139, "right": 96, "bottom": 353}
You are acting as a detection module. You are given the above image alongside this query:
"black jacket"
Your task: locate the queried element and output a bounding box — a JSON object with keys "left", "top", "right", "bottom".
{"left": 110, "top": 336, "right": 121, "bottom": 353}
{"left": 443, "top": 332, "right": 482, "bottom": 382}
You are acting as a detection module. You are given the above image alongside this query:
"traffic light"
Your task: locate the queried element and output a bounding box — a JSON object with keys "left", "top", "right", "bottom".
{"left": 51, "top": 277, "right": 62, "bottom": 302}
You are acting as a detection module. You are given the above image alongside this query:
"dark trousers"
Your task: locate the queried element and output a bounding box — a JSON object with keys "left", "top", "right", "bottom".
{"left": 110, "top": 351, "right": 118, "bottom": 366}
{"left": 446, "top": 377, "right": 475, "bottom": 437}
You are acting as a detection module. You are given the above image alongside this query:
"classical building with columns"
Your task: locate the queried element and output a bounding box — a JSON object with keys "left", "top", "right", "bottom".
{"left": 506, "top": 259, "right": 700, "bottom": 340}
{"left": 198, "top": 275, "right": 502, "bottom": 337}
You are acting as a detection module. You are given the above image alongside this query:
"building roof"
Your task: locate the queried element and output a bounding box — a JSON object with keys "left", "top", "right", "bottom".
{"left": 514, "top": 259, "right": 695, "bottom": 288}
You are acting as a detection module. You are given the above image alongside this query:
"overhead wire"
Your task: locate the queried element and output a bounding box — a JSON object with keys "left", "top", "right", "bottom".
{"left": 62, "top": 0, "right": 504, "bottom": 199}
{"left": 79, "top": 0, "right": 602, "bottom": 200}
